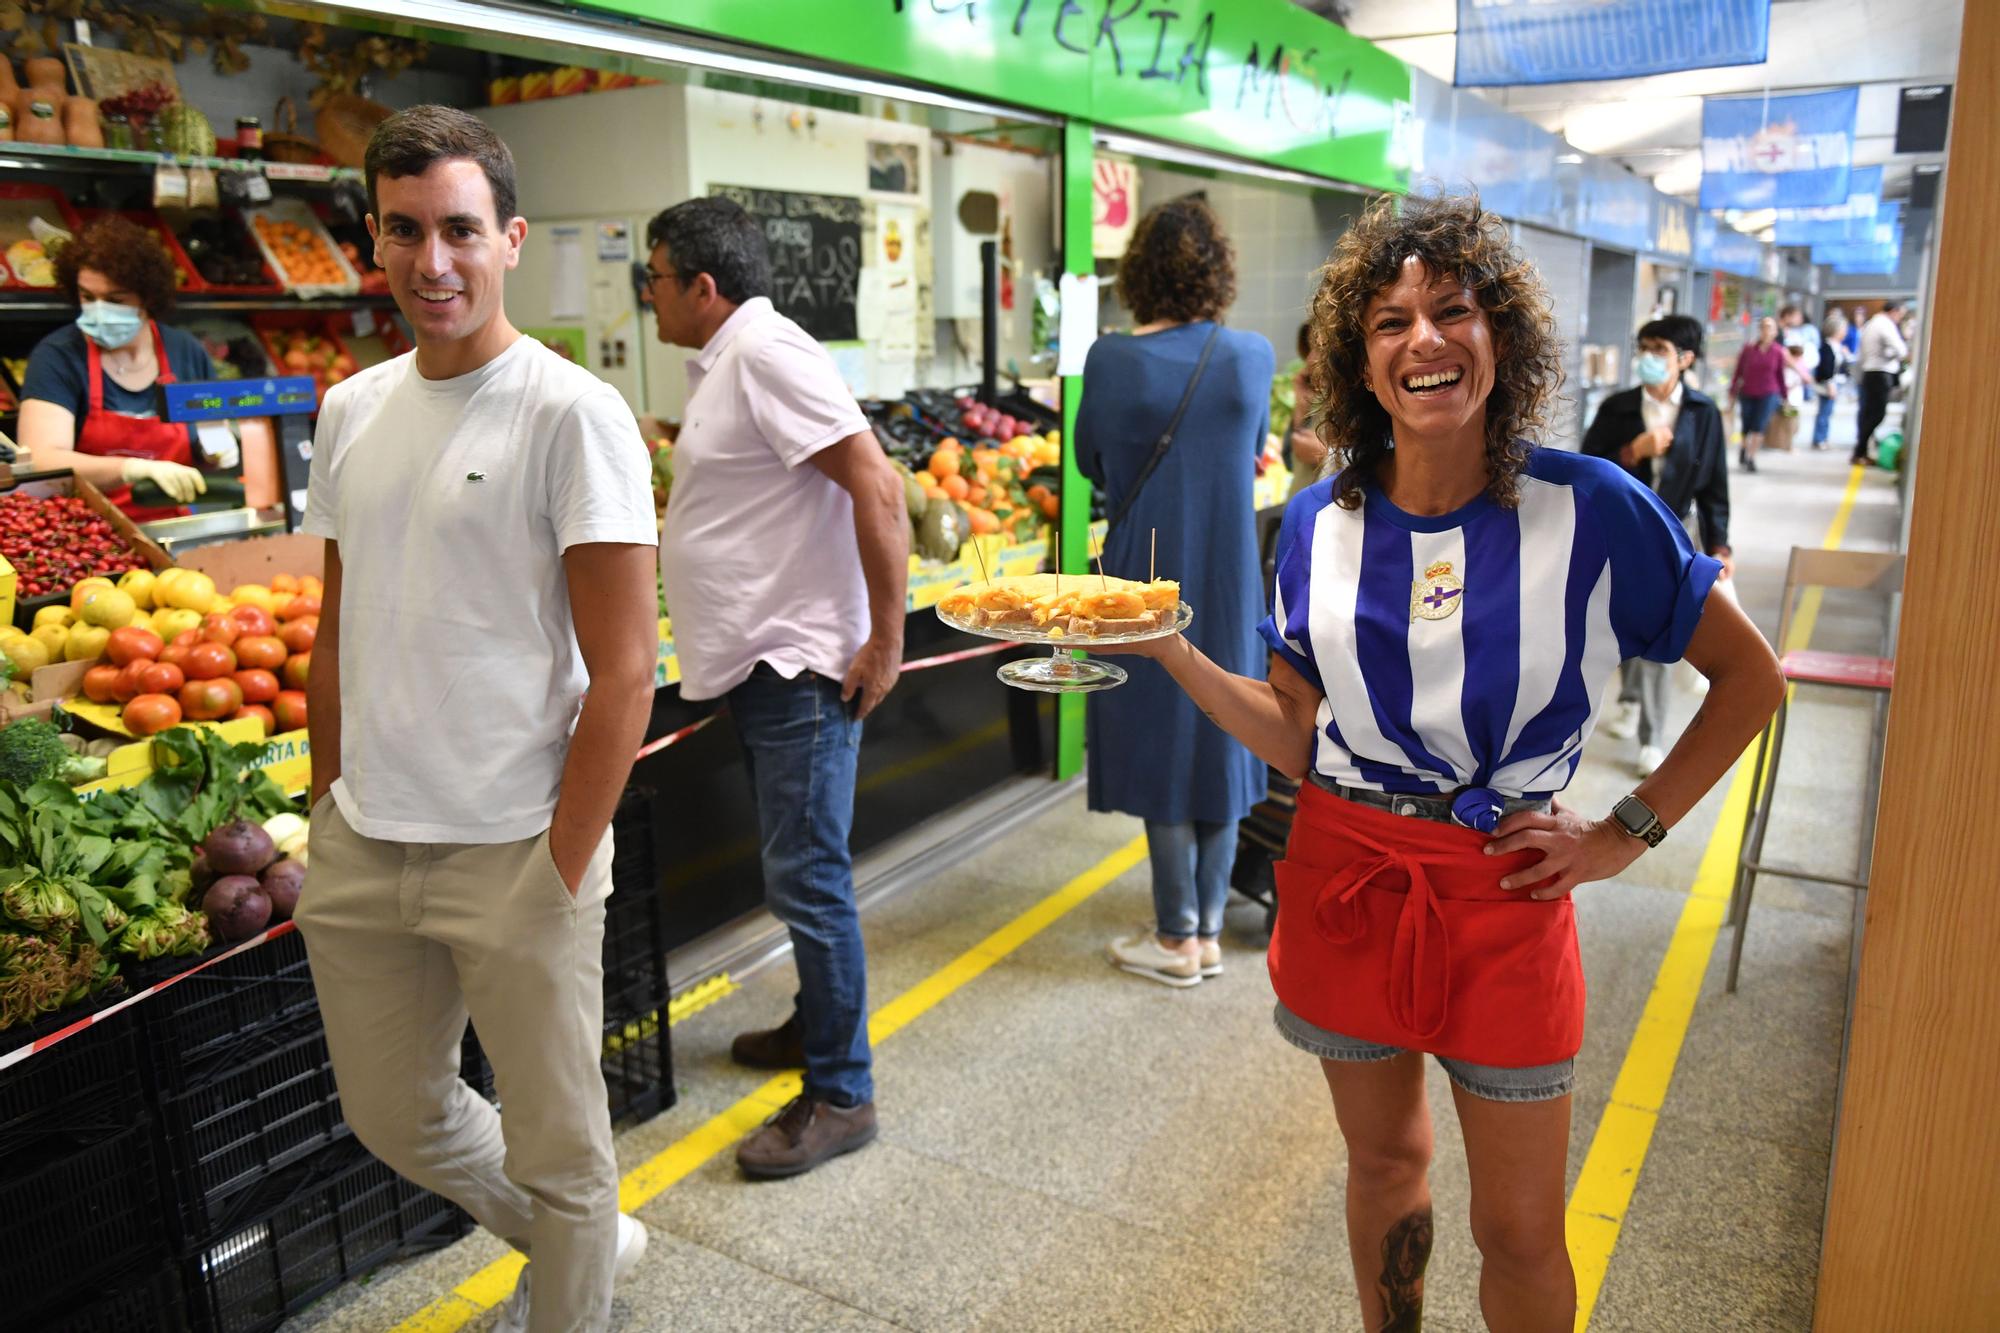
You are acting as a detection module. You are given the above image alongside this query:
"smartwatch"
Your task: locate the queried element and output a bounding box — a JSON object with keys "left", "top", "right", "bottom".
{"left": 1611, "top": 794, "right": 1667, "bottom": 848}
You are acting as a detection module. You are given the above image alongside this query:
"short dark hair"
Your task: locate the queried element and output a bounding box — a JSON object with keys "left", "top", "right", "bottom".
{"left": 53, "top": 215, "right": 178, "bottom": 317}
{"left": 1116, "top": 194, "right": 1236, "bottom": 325}
{"left": 365, "top": 105, "right": 518, "bottom": 227}
{"left": 1882, "top": 298, "right": 1906, "bottom": 314}
{"left": 1779, "top": 303, "right": 1801, "bottom": 319}
{"left": 1638, "top": 314, "right": 1702, "bottom": 359}
{"left": 644, "top": 198, "right": 771, "bottom": 304}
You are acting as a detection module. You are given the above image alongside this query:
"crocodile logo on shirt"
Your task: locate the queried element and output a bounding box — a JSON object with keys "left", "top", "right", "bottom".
{"left": 1411, "top": 560, "right": 1463, "bottom": 622}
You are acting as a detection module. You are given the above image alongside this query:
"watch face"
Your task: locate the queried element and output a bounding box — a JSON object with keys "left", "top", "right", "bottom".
{"left": 1614, "top": 796, "right": 1653, "bottom": 834}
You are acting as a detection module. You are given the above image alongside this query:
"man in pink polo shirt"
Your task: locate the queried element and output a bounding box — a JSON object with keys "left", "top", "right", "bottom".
{"left": 647, "top": 196, "right": 909, "bottom": 1178}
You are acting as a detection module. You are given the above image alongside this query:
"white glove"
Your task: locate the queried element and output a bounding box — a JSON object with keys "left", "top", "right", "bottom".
{"left": 122, "top": 458, "right": 208, "bottom": 503}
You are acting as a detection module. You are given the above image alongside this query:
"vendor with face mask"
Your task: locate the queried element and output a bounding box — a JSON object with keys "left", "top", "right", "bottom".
{"left": 16, "top": 216, "right": 227, "bottom": 520}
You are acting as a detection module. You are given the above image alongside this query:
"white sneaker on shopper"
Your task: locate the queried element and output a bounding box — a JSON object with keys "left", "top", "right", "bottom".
{"left": 1602, "top": 700, "right": 1641, "bottom": 741}
{"left": 1636, "top": 745, "right": 1665, "bottom": 778}
{"left": 490, "top": 1213, "right": 648, "bottom": 1332}
{"left": 1198, "top": 939, "right": 1224, "bottom": 978}
{"left": 1107, "top": 929, "right": 1202, "bottom": 987}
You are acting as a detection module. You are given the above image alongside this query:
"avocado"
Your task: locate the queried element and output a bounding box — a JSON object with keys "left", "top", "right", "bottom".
{"left": 917, "top": 497, "right": 971, "bottom": 562}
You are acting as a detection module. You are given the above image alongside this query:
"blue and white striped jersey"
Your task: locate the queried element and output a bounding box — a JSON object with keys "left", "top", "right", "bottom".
{"left": 1261, "top": 449, "right": 1721, "bottom": 800}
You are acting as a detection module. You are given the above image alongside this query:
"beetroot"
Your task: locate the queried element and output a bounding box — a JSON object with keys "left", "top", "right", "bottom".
{"left": 190, "top": 848, "right": 214, "bottom": 895}
{"left": 205, "top": 820, "right": 276, "bottom": 877}
{"left": 260, "top": 858, "right": 304, "bottom": 923}
{"left": 203, "top": 875, "right": 271, "bottom": 941}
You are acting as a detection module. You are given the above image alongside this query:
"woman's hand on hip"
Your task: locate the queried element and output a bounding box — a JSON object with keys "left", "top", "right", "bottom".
{"left": 1485, "top": 799, "right": 1644, "bottom": 900}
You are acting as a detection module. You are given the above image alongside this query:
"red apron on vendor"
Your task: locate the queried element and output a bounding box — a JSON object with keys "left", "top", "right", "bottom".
{"left": 15, "top": 216, "right": 216, "bottom": 521}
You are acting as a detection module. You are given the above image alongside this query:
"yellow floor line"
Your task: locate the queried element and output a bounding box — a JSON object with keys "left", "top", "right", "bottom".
{"left": 1568, "top": 462, "right": 1866, "bottom": 1328}
{"left": 388, "top": 835, "right": 1148, "bottom": 1333}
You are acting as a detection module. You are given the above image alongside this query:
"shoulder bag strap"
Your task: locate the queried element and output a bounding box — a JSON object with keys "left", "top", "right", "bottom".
{"left": 1105, "top": 323, "right": 1222, "bottom": 534}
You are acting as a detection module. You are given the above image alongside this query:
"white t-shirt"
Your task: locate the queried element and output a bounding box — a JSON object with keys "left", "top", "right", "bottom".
{"left": 302, "top": 336, "right": 658, "bottom": 843}
{"left": 1858, "top": 313, "right": 1909, "bottom": 374}
{"left": 659, "top": 297, "right": 871, "bottom": 702}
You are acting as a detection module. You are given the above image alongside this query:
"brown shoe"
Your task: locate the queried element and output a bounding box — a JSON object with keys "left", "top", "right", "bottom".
{"left": 730, "top": 1013, "right": 805, "bottom": 1069}
{"left": 736, "top": 1094, "right": 877, "bottom": 1179}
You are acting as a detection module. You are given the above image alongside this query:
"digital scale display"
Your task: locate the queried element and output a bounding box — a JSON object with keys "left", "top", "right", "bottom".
{"left": 161, "top": 376, "right": 320, "bottom": 423}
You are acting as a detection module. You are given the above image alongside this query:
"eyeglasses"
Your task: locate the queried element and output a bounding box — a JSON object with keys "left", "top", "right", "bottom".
{"left": 642, "top": 267, "right": 676, "bottom": 288}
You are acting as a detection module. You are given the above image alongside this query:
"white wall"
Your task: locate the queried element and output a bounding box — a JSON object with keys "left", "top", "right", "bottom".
{"left": 927, "top": 138, "right": 1054, "bottom": 388}
{"left": 480, "top": 84, "right": 692, "bottom": 223}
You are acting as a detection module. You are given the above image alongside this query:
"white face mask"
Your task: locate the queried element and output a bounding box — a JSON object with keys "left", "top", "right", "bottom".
{"left": 76, "top": 300, "right": 144, "bottom": 350}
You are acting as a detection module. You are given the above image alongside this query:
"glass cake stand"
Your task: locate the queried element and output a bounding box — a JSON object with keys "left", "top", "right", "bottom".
{"left": 935, "top": 602, "right": 1193, "bottom": 693}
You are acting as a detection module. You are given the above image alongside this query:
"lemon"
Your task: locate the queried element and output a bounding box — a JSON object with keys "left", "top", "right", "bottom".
{"left": 65, "top": 623, "right": 111, "bottom": 662}
{"left": 152, "top": 608, "right": 202, "bottom": 642}
{"left": 30, "top": 624, "right": 67, "bottom": 659}
{"left": 118, "top": 568, "right": 158, "bottom": 609}
{"left": 127, "top": 609, "right": 153, "bottom": 633}
{"left": 161, "top": 570, "right": 216, "bottom": 614}
{"left": 153, "top": 567, "right": 187, "bottom": 594}
{"left": 0, "top": 625, "right": 25, "bottom": 644}
{"left": 77, "top": 588, "right": 137, "bottom": 629}
{"left": 70, "top": 577, "right": 115, "bottom": 613}
{"left": 210, "top": 596, "right": 236, "bottom": 614}
{"left": 4, "top": 636, "right": 51, "bottom": 675}
{"left": 230, "top": 584, "right": 276, "bottom": 614}
{"left": 32, "top": 605, "right": 74, "bottom": 630}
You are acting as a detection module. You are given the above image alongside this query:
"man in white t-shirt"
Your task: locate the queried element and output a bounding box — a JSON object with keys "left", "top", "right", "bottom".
{"left": 1855, "top": 299, "right": 1910, "bottom": 464}
{"left": 295, "top": 107, "right": 659, "bottom": 1333}
{"left": 647, "top": 197, "right": 908, "bottom": 1178}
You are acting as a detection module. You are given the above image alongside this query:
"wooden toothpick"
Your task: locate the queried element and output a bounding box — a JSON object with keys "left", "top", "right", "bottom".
{"left": 972, "top": 537, "right": 991, "bottom": 585}
{"left": 1150, "top": 527, "right": 1157, "bottom": 583}
{"left": 1090, "top": 526, "right": 1107, "bottom": 590}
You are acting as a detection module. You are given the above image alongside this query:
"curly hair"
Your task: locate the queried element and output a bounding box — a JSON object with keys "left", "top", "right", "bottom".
{"left": 1115, "top": 194, "right": 1236, "bottom": 325}
{"left": 1305, "top": 192, "right": 1563, "bottom": 510}
{"left": 52, "top": 215, "right": 179, "bottom": 318}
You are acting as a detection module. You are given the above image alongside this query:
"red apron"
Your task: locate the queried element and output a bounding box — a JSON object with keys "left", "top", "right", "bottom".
{"left": 76, "top": 320, "right": 191, "bottom": 522}
{"left": 1269, "top": 782, "right": 1586, "bottom": 1068}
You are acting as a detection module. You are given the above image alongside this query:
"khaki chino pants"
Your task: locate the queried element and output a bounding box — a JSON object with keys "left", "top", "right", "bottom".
{"left": 296, "top": 794, "right": 618, "bottom": 1333}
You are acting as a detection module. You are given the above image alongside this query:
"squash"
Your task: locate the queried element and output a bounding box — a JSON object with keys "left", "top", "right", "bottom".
{"left": 23, "top": 57, "right": 65, "bottom": 94}
{"left": 0, "top": 58, "right": 18, "bottom": 99}
{"left": 14, "top": 89, "right": 64, "bottom": 146}
{"left": 63, "top": 96, "right": 100, "bottom": 149}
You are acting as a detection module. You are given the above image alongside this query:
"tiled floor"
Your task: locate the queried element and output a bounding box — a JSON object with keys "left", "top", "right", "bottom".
{"left": 289, "top": 428, "right": 1900, "bottom": 1332}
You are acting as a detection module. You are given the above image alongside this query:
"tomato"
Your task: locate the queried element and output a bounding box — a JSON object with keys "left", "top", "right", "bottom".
{"left": 179, "top": 677, "right": 243, "bottom": 722}
{"left": 227, "top": 605, "right": 276, "bottom": 637}
{"left": 281, "top": 652, "right": 310, "bottom": 689}
{"left": 278, "top": 594, "right": 322, "bottom": 621}
{"left": 170, "top": 630, "right": 199, "bottom": 648}
{"left": 83, "top": 664, "right": 122, "bottom": 703}
{"left": 234, "top": 635, "right": 286, "bottom": 671}
{"left": 233, "top": 668, "right": 280, "bottom": 704}
{"left": 198, "top": 614, "right": 241, "bottom": 648}
{"left": 105, "top": 627, "right": 164, "bottom": 667}
{"left": 123, "top": 693, "right": 182, "bottom": 736}
{"left": 159, "top": 640, "right": 195, "bottom": 670}
{"left": 272, "top": 690, "right": 308, "bottom": 733}
{"left": 112, "top": 658, "right": 154, "bottom": 704}
{"left": 229, "top": 704, "right": 275, "bottom": 736}
{"left": 138, "top": 661, "right": 185, "bottom": 696}
{"left": 184, "top": 642, "right": 237, "bottom": 681}
{"left": 277, "top": 617, "right": 318, "bottom": 655}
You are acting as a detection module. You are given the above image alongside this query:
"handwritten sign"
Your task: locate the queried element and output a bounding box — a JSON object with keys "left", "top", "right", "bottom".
{"left": 709, "top": 184, "right": 862, "bottom": 342}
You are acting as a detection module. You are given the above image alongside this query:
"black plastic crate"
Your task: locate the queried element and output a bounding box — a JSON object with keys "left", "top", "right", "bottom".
{"left": 177, "top": 1138, "right": 469, "bottom": 1333}
{"left": 43, "top": 1259, "right": 188, "bottom": 1333}
{"left": 152, "top": 1012, "right": 346, "bottom": 1247}
{"left": 139, "top": 928, "right": 319, "bottom": 1067}
{"left": 0, "top": 1007, "right": 150, "bottom": 1149}
{"left": 0, "top": 1121, "right": 169, "bottom": 1324}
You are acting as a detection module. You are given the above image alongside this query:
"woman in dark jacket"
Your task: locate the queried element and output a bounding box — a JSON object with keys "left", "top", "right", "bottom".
{"left": 1075, "top": 196, "right": 1274, "bottom": 988}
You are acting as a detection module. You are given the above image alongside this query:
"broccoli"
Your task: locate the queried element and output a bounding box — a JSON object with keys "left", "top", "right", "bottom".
{"left": 0, "top": 719, "right": 74, "bottom": 789}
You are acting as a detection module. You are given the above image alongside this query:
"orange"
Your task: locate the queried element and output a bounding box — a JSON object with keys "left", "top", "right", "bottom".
{"left": 927, "top": 450, "right": 962, "bottom": 482}
{"left": 941, "top": 473, "right": 970, "bottom": 501}
{"left": 968, "top": 508, "right": 1000, "bottom": 535}
{"left": 271, "top": 574, "right": 301, "bottom": 593}
{"left": 1040, "top": 493, "right": 1061, "bottom": 519}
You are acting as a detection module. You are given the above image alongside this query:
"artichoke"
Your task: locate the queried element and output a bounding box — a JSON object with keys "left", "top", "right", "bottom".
{"left": 2, "top": 876, "right": 80, "bottom": 934}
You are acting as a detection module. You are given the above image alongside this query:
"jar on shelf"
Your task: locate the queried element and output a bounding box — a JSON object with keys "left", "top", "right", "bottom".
{"left": 236, "top": 115, "right": 262, "bottom": 160}
{"left": 102, "top": 113, "right": 134, "bottom": 151}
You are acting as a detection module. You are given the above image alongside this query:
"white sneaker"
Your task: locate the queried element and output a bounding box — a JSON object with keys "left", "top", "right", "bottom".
{"left": 1602, "top": 701, "right": 1640, "bottom": 741}
{"left": 490, "top": 1213, "right": 647, "bottom": 1332}
{"left": 1107, "top": 929, "right": 1202, "bottom": 987}
{"left": 1198, "top": 939, "right": 1223, "bottom": 978}
{"left": 1636, "top": 744, "right": 1665, "bottom": 778}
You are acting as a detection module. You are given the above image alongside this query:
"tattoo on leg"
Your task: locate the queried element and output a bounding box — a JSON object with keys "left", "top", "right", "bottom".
{"left": 1376, "top": 1209, "right": 1433, "bottom": 1332}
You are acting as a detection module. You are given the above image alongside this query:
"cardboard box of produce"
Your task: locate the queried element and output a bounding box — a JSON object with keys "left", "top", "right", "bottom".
{"left": 175, "top": 531, "right": 324, "bottom": 590}
{"left": 0, "top": 658, "right": 90, "bottom": 725}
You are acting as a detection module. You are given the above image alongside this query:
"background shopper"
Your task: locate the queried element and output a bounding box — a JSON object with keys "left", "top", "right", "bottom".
{"left": 1813, "top": 312, "right": 1849, "bottom": 450}
{"left": 296, "top": 107, "right": 660, "bottom": 1333}
{"left": 647, "top": 196, "right": 908, "bottom": 1178}
{"left": 1075, "top": 195, "right": 1272, "bottom": 988}
{"left": 1583, "top": 314, "right": 1733, "bottom": 776}
{"left": 1287, "top": 320, "right": 1330, "bottom": 498}
{"left": 1856, "top": 299, "right": 1910, "bottom": 464}
{"left": 1729, "top": 316, "right": 1787, "bottom": 472}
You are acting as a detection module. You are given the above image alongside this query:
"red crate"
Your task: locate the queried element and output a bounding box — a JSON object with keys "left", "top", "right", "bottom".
{"left": 0, "top": 182, "right": 82, "bottom": 292}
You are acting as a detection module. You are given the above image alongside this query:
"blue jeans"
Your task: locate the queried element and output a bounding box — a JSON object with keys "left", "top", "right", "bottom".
{"left": 1812, "top": 389, "right": 1837, "bottom": 445}
{"left": 729, "top": 664, "right": 872, "bottom": 1106}
{"left": 1144, "top": 819, "right": 1237, "bottom": 941}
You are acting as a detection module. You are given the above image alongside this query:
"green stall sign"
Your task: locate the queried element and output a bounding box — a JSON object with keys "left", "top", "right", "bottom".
{"left": 555, "top": 0, "right": 1411, "bottom": 192}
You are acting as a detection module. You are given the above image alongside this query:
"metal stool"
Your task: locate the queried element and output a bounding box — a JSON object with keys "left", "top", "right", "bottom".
{"left": 1726, "top": 546, "right": 1902, "bottom": 992}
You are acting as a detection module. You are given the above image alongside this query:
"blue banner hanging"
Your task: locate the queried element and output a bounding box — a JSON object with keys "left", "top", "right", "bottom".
{"left": 1771, "top": 164, "right": 1882, "bottom": 246}
{"left": 1454, "top": 0, "right": 1770, "bottom": 88}
{"left": 1697, "top": 213, "right": 1766, "bottom": 279}
{"left": 1700, "top": 87, "right": 1859, "bottom": 210}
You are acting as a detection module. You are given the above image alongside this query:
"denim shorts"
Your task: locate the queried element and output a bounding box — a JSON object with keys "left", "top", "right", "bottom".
{"left": 1738, "top": 392, "right": 1779, "bottom": 434}
{"left": 1273, "top": 1001, "right": 1576, "bottom": 1103}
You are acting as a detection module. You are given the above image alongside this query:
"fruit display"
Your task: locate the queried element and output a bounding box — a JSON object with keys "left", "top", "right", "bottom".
{"left": 0, "top": 184, "right": 79, "bottom": 291}
{"left": 252, "top": 315, "right": 359, "bottom": 395}
{"left": 0, "top": 491, "right": 155, "bottom": 608}
{"left": 244, "top": 200, "right": 361, "bottom": 296}
{"left": 865, "top": 388, "right": 1067, "bottom": 564}
{"left": 173, "top": 213, "right": 282, "bottom": 291}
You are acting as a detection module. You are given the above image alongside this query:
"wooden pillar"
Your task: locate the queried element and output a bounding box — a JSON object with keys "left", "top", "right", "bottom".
{"left": 1815, "top": 4, "right": 2000, "bottom": 1325}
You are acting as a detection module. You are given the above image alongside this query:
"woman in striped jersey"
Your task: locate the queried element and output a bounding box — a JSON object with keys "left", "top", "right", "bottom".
{"left": 1103, "top": 195, "right": 1783, "bottom": 1330}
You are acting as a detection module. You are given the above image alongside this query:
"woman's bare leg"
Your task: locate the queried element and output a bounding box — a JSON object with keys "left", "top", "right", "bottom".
{"left": 1451, "top": 1083, "right": 1576, "bottom": 1332}
{"left": 1323, "top": 1054, "right": 1434, "bottom": 1331}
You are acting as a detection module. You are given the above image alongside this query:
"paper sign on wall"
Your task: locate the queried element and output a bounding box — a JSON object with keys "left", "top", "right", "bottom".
{"left": 549, "top": 225, "right": 587, "bottom": 321}
{"left": 1057, "top": 273, "right": 1099, "bottom": 376}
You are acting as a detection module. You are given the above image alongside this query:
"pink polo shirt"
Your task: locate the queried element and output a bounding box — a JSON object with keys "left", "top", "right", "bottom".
{"left": 658, "top": 297, "right": 872, "bottom": 702}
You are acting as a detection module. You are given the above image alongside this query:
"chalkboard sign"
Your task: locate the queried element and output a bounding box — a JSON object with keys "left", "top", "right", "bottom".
{"left": 709, "top": 184, "right": 862, "bottom": 342}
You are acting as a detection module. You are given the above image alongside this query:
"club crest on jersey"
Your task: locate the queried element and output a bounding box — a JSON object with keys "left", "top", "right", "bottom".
{"left": 1411, "top": 560, "right": 1464, "bottom": 621}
